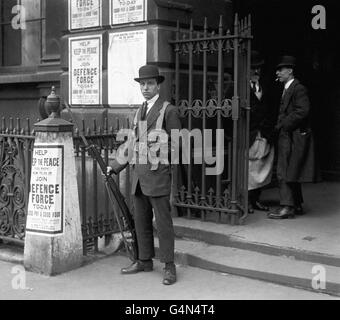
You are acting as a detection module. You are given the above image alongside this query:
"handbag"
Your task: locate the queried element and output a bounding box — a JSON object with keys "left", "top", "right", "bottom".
{"left": 249, "top": 132, "right": 271, "bottom": 160}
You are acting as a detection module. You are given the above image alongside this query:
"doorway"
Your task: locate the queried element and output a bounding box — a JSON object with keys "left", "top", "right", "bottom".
{"left": 234, "top": 0, "right": 340, "bottom": 180}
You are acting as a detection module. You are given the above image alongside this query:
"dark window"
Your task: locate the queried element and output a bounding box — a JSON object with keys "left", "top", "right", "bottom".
{"left": 42, "top": 0, "right": 66, "bottom": 62}
{"left": 0, "top": 0, "right": 22, "bottom": 66}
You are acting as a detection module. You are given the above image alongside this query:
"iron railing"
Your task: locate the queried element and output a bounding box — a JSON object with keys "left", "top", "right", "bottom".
{"left": 73, "top": 117, "right": 132, "bottom": 254}
{"left": 170, "top": 14, "right": 251, "bottom": 225}
{"left": 0, "top": 116, "right": 133, "bottom": 255}
{"left": 0, "top": 118, "right": 34, "bottom": 245}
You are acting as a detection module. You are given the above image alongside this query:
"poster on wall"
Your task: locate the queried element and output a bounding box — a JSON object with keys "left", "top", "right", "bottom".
{"left": 108, "top": 30, "right": 147, "bottom": 105}
{"left": 68, "top": 0, "right": 102, "bottom": 30}
{"left": 26, "top": 146, "right": 64, "bottom": 236}
{"left": 110, "top": 0, "right": 147, "bottom": 25}
{"left": 69, "top": 35, "right": 102, "bottom": 105}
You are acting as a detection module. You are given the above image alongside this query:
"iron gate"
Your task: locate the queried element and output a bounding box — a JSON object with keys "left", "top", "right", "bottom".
{"left": 170, "top": 14, "right": 251, "bottom": 225}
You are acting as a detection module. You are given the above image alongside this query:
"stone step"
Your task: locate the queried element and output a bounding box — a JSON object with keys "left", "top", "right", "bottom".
{"left": 155, "top": 237, "right": 340, "bottom": 297}
{"left": 0, "top": 243, "right": 24, "bottom": 265}
{"left": 172, "top": 218, "right": 340, "bottom": 268}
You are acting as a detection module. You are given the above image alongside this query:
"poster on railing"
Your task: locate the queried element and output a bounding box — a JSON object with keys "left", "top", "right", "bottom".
{"left": 110, "top": 0, "right": 147, "bottom": 25}
{"left": 69, "top": 0, "right": 102, "bottom": 30}
{"left": 26, "top": 145, "right": 64, "bottom": 236}
{"left": 69, "top": 35, "right": 102, "bottom": 105}
{"left": 108, "top": 30, "right": 146, "bottom": 105}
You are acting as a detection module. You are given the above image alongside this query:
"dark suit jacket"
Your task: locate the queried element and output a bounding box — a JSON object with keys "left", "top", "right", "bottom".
{"left": 249, "top": 82, "right": 274, "bottom": 147}
{"left": 111, "top": 97, "right": 182, "bottom": 197}
{"left": 276, "top": 79, "right": 319, "bottom": 182}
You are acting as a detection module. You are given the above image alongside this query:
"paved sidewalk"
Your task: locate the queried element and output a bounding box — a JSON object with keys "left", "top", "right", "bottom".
{"left": 178, "top": 182, "right": 340, "bottom": 258}
{"left": 0, "top": 255, "right": 336, "bottom": 300}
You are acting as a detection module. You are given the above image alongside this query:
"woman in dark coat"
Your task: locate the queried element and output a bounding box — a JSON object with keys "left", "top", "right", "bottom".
{"left": 248, "top": 52, "right": 275, "bottom": 213}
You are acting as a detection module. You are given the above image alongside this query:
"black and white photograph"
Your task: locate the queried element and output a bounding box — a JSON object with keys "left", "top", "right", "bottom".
{"left": 0, "top": 0, "right": 339, "bottom": 307}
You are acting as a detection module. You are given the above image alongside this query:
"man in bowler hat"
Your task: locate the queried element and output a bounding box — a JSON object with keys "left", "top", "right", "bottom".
{"left": 268, "top": 56, "right": 318, "bottom": 219}
{"left": 248, "top": 51, "right": 275, "bottom": 213}
{"left": 107, "top": 64, "right": 181, "bottom": 285}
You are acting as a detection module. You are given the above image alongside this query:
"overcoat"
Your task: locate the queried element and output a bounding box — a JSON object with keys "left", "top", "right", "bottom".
{"left": 112, "top": 97, "right": 182, "bottom": 197}
{"left": 276, "top": 79, "right": 318, "bottom": 182}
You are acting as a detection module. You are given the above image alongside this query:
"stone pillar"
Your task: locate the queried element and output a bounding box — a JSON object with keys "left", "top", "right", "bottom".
{"left": 24, "top": 87, "right": 83, "bottom": 275}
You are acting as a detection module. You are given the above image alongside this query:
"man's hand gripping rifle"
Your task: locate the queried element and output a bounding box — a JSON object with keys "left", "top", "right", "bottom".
{"left": 63, "top": 102, "right": 138, "bottom": 262}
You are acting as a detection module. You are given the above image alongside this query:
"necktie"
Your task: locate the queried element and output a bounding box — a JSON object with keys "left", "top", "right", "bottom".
{"left": 141, "top": 101, "right": 148, "bottom": 120}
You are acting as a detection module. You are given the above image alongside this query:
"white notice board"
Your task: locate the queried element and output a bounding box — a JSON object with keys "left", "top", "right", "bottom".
{"left": 108, "top": 30, "right": 147, "bottom": 105}
{"left": 68, "top": 0, "right": 102, "bottom": 30}
{"left": 26, "top": 145, "right": 64, "bottom": 236}
{"left": 110, "top": 0, "right": 147, "bottom": 25}
{"left": 69, "top": 35, "right": 102, "bottom": 105}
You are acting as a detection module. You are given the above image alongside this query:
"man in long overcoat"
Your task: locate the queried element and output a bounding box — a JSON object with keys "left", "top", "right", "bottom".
{"left": 268, "top": 56, "right": 318, "bottom": 219}
{"left": 107, "top": 64, "right": 181, "bottom": 285}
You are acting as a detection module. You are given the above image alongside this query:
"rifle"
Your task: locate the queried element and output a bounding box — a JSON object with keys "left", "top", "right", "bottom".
{"left": 63, "top": 102, "right": 138, "bottom": 262}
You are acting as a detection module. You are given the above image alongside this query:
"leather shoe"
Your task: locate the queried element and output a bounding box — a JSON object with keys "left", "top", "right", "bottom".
{"left": 121, "top": 260, "right": 153, "bottom": 274}
{"left": 253, "top": 201, "right": 269, "bottom": 211}
{"left": 163, "top": 263, "right": 176, "bottom": 285}
{"left": 268, "top": 206, "right": 295, "bottom": 219}
{"left": 295, "top": 205, "right": 304, "bottom": 215}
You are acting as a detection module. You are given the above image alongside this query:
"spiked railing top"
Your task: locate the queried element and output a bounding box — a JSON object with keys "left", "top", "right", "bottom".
{"left": 169, "top": 14, "right": 252, "bottom": 51}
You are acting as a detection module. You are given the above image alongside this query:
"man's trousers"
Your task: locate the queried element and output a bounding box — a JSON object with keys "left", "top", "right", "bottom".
{"left": 279, "top": 180, "right": 304, "bottom": 207}
{"left": 133, "top": 184, "right": 174, "bottom": 263}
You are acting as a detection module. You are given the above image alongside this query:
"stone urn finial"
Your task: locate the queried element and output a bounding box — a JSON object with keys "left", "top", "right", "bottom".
{"left": 45, "top": 86, "right": 61, "bottom": 118}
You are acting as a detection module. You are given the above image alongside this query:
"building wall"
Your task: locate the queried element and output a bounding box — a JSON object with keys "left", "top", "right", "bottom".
{"left": 0, "top": 84, "right": 40, "bottom": 121}
{"left": 0, "top": 0, "right": 231, "bottom": 122}
{"left": 0, "top": 0, "right": 67, "bottom": 124}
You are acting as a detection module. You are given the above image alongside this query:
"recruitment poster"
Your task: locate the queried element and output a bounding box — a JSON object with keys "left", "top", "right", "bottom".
{"left": 108, "top": 30, "right": 146, "bottom": 105}
{"left": 111, "top": 0, "right": 147, "bottom": 25}
{"left": 69, "top": 0, "right": 102, "bottom": 30}
{"left": 69, "top": 35, "right": 102, "bottom": 105}
{"left": 26, "top": 145, "right": 64, "bottom": 236}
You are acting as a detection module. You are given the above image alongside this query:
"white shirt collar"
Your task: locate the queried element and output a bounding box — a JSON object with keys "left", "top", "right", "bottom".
{"left": 285, "top": 78, "right": 295, "bottom": 90}
{"left": 145, "top": 94, "right": 159, "bottom": 114}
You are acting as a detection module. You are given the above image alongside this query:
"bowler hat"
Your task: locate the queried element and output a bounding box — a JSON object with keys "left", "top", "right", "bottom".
{"left": 276, "top": 55, "right": 296, "bottom": 69}
{"left": 251, "top": 50, "right": 264, "bottom": 68}
{"left": 134, "top": 65, "right": 165, "bottom": 83}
